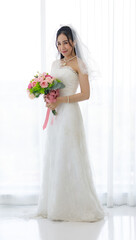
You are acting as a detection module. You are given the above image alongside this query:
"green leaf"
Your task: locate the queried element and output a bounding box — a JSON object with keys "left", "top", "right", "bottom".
{"left": 50, "top": 81, "right": 65, "bottom": 90}
{"left": 52, "top": 109, "right": 57, "bottom": 115}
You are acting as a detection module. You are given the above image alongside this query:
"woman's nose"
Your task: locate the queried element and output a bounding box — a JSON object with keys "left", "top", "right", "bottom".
{"left": 61, "top": 43, "right": 66, "bottom": 50}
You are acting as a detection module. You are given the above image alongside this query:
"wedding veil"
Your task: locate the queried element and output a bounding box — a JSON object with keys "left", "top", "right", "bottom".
{"left": 48, "top": 24, "right": 102, "bottom": 141}
{"left": 52, "top": 24, "right": 101, "bottom": 81}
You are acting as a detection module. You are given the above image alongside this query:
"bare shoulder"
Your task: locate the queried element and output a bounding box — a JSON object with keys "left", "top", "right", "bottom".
{"left": 68, "top": 57, "right": 82, "bottom": 74}
{"left": 62, "top": 56, "right": 88, "bottom": 75}
{"left": 74, "top": 57, "right": 88, "bottom": 75}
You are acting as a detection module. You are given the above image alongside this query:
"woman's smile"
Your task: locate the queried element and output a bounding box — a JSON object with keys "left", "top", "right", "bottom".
{"left": 62, "top": 50, "right": 68, "bottom": 53}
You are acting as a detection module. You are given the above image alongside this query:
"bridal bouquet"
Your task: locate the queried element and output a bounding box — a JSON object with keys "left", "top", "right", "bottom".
{"left": 27, "top": 71, "right": 65, "bottom": 129}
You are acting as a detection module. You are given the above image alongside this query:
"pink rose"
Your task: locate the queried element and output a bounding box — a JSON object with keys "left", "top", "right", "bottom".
{"left": 45, "top": 89, "right": 59, "bottom": 103}
{"left": 39, "top": 76, "right": 44, "bottom": 82}
{"left": 36, "top": 78, "right": 41, "bottom": 82}
{"left": 45, "top": 74, "right": 52, "bottom": 78}
{"left": 31, "top": 80, "right": 37, "bottom": 87}
{"left": 45, "top": 95, "right": 56, "bottom": 103}
{"left": 50, "top": 89, "right": 59, "bottom": 97}
{"left": 40, "top": 80, "right": 48, "bottom": 88}
{"left": 46, "top": 76, "right": 53, "bottom": 83}
{"left": 28, "top": 82, "right": 32, "bottom": 89}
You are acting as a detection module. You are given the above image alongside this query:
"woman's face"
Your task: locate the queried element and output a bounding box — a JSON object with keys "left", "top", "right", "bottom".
{"left": 57, "top": 33, "right": 75, "bottom": 58}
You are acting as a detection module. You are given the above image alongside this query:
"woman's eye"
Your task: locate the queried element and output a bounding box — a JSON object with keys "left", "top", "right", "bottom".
{"left": 57, "top": 41, "right": 68, "bottom": 46}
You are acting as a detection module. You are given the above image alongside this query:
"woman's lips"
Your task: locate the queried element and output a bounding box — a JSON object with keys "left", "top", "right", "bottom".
{"left": 62, "top": 51, "right": 67, "bottom": 53}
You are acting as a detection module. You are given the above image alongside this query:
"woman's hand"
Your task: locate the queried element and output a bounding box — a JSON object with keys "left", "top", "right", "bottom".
{"left": 43, "top": 95, "right": 61, "bottom": 110}
{"left": 46, "top": 100, "right": 59, "bottom": 110}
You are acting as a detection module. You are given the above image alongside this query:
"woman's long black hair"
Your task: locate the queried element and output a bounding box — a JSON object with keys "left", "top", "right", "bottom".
{"left": 56, "top": 26, "right": 81, "bottom": 59}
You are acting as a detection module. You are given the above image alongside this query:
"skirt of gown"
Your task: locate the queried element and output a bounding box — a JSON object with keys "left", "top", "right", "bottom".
{"left": 36, "top": 100, "right": 107, "bottom": 222}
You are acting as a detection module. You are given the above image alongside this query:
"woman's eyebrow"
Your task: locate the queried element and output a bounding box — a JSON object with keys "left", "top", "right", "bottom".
{"left": 57, "top": 40, "right": 68, "bottom": 43}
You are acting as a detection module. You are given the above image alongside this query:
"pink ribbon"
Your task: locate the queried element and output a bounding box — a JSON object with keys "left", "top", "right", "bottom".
{"left": 43, "top": 108, "right": 50, "bottom": 130}
{"left": 43, "top": 89, "right": 59, "bottom": 130}
{"left": 43, "top": 108, "right": 55, "bottom": 130}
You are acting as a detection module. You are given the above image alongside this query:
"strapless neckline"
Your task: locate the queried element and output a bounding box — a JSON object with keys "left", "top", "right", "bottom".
{"left": 58, "top": 60, "right": 78, "bottom": 76}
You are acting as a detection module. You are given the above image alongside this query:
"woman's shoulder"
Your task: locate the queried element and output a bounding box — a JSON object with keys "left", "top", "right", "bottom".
{"left": 75, "top": 57, "right": 88, "bottom": 75}
{"left": 50, "top": 59, "right": 60, "bottom": 71}
{"left": 52, "top": 59, "right": 60, "bottom": 66}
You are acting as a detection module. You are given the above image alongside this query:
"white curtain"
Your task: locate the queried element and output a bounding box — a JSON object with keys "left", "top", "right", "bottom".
{"left": 0, "top": 0, "right": 42, "bottom": 205}
{"left": 0, "top": 0, "right": 136, "bottom": 207}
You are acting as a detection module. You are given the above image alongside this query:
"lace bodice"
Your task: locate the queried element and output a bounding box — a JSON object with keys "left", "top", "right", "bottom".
{"left": 51, "top": 60, "right": 79, "bottom": 97}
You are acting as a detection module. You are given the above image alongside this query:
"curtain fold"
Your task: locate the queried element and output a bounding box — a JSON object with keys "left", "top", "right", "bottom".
{"left": 0, "top": 0, "right": 135, "bottom": 206}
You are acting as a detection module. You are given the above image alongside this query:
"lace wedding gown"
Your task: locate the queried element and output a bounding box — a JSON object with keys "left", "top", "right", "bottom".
{"left": 11, "top": 60, "right": 108, "bottom": 222}
{"left": 36, "top": 59, "right": 107, "bottom": 222}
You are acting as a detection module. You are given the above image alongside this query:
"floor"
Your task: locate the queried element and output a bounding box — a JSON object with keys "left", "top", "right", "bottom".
{"left": 0, "top": 205, "right": 136, "bottom": 240}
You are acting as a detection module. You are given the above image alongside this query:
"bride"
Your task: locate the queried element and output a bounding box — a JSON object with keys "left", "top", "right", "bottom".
{"left": 37, "top": 25, "right": 107, "bottom": 222}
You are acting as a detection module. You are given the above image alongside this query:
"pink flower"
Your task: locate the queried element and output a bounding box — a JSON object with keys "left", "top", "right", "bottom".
{"left": 36, "top": 78, "right": 41, "bottom": 82}
{"left": 31, "top": 80, "right": 37, "bottom": 87}
{"left": 45, "top": 95, "right": 56, "bottom": 103}
{"left": 40, "top": 80, "right": 48, "bottom": 88}
{"left": 45, "top": 89, "right": 59, "bottom": 103}
{"left": 34, "top": 77, "right": 39, "bottom": 81}
{"left": 28, "top": 82, "right": 32, "bottom": 89}
{"left": 46, "top": 76, "right": 53, "bottom": 83}
{"left": 45, "top": 74, "right": 52, "bottom": 78}
{"left": 39, "top": 76, "right": 45, "bottom": 82}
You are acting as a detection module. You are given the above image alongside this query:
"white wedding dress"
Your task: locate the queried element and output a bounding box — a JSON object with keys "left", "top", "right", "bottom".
{"left": 36, "top": 59, "right": 107, "bottom": 222}
{"left": 10, "top": 60, "right": 108, "bottom": 222}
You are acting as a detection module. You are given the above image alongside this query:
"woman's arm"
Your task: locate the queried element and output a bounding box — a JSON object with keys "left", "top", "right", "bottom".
{"left": 45, "top": 72, "right": 90, "bottom": 110}
{"left": 58, "top": 72, "right": 90, "bottom": 104}
{"left": 45, "top": 60, "right": 90, "bottom": 110}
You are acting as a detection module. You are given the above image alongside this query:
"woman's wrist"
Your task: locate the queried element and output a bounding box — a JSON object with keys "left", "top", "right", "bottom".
{"left": 57, "top": 96, "right": 68, "bottom": 103}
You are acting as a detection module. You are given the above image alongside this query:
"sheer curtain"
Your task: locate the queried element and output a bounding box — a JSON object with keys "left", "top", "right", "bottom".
{"left": 0, "top": 0, "right": 135, "bottom": 207}
{"left": 0, "top": 0, "right": 42, "bottom": 205}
